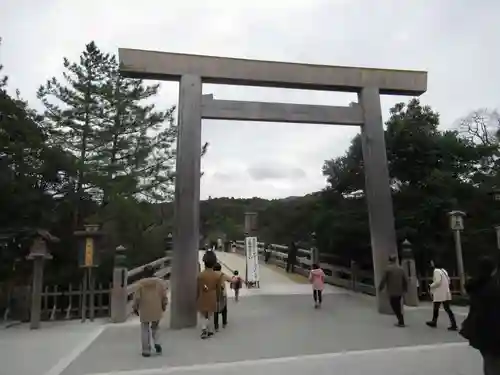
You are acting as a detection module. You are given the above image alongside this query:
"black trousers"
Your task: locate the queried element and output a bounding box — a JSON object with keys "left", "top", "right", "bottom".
{"left": 286, "top": 260, "right": 295, "bottom": 273}
{"left": 214, "top": 306, "right": 227, "bottom": 329}
{"left": 313, "top": 290, "right": 323, "bottom": 304}
{"left": 431, "top": 301, "right": 457, "bottom": 327}
{"left": 389, "top": 296, "right": 405, "bottom": 325}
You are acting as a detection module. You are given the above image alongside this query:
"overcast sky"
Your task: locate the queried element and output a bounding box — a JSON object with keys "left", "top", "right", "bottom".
{"left": 1, "top": 0, "right": 499, "bottom": 200}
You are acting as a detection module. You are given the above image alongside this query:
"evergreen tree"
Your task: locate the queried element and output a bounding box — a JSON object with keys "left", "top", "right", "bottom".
{"left": 37, "top": 41, "right": 112, "bottom": 225}
{"left": 95, "top": 58, "right": 177, "bottom": 204}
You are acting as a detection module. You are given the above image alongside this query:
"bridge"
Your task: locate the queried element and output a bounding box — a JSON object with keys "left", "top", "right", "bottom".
{"left": 1, "top": 247, "right": 481, "bottom": 375}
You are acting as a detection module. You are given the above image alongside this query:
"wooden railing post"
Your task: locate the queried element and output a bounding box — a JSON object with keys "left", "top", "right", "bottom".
{"left": 111, "top": 245, "right": 128, "bottom": 323}
{"left": 350, "top": 260, "right": 358, "bottom": 292}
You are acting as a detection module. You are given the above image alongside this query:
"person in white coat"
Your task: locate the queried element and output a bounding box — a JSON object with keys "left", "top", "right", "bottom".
{"left": 426, "top": 261, "right": 458, "bottom": 331}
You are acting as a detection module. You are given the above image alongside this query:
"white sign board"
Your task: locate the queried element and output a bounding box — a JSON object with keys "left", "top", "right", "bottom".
{"left": 245, "top": 236, "right": 260, "bottom": 285}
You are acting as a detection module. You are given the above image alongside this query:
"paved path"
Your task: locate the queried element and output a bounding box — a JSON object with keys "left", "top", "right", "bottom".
{"left": 215, "top": 250, "right": 345, "bottom": 298}
{"left": 0, "top": 319, "right": 107, "bottom": 375}
{"left": 3, "top": 250, "right": 482, "bottom": 375}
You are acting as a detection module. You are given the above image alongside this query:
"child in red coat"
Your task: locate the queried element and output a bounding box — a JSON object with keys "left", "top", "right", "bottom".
{"left": 231, "top": 270, "right": 242, "bottom": 302}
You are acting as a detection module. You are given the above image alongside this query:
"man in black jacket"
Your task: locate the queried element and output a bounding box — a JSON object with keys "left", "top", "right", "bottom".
{"left": 378, "top": 255, "right": 408, "bottom": 327}
{"left": 460, "top": 256, "right": 500, "bottom": 375}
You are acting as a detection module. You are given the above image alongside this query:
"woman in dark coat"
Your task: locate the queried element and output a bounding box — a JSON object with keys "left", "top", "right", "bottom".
{"left": 286, "top": 242, "right": 298, "bottom": 273}
{"left": 460, "top": 256, "right": 500, "bottom": 375}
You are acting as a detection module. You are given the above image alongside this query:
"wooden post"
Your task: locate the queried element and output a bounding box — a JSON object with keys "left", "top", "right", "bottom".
{"left": 89, "top": 268, "right": 95, "bottom": 322}
{"left": 50, "top": 285, "right": 58, "bottom": 320}
{"left": 66, "top": 284, "right": 72, "bottom": 320}
{"left": 81, "top": 269, "right": 87, "bottom": 323}
{"left": 97, "top": 283, "right": 103, "bottom": 317}
{"left": 350, "top": 260, "right": 358, "bottom": 292}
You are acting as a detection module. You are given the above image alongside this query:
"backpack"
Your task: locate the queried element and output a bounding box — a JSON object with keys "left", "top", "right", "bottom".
{"left": 232, "top": 276, "right": 242, "bottom": 289}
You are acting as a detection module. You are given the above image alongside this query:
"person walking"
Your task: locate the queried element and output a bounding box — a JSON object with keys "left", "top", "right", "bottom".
{"left": 460, "top": 256, "right": 500, "bottom": 375}
{"left": 426, "top": 261, "right": 458, "bottom": 331}
{"left": 308, "top": 263, "right": 325, "bottom": 308}
{"left": 378, "top": 255, "right": 408, "bottom": 327}
{"left": 231, "top": 270, "right": 242, "bottom": 302}
{"left": 197, "top": 251, "right": 222, "bottom": 339}
{"left": 132, "top": 265, "right": 168, "bottom": 357}
{"left": 264, "top": 244, "right": 271, "bottom": 263}
{"left": 286, "top": 241, "right": 298, "bottom": 273}
{"left": 213, "top": 262, "right": 232, "bottom": 330}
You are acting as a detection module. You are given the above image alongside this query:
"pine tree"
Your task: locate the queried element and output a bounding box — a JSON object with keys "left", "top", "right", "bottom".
{"left": 37, "top": 41, "right": 113, "bottom": 224}
{"left": 38, "top": 41, "right": 208, "bottom": 214}
{"left": 94, "top": 60, "right": 177, "bottom": 204}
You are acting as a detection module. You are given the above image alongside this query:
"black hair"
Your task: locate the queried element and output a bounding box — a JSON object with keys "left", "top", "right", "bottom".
{"left": 432, "top": 260, "right": 443, "bottom": 269}
{"left": 203, "top": 250, "right": 217, "bottom": 269}
{"left": 312, "top": 263, "right": 319, "bottom": 269}
{"left": 214, "top": 262, "right": 222, "bottom": 271}
{"left": 233, "top": 270, "right": 239, "bottom": 276}
{"left": 388, "top": 255, "right": 397, "bottom": 263}
{"left": 143, "top": 265, "right": 155, "bottom": 277}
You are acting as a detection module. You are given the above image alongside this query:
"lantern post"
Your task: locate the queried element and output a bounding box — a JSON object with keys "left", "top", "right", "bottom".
{"left": 74, "top": 223, "right": 104, "bottom": 322}
{"left": 448, "top": 211, "right": 466, "bottom": 296}
{"left": 111, "top": 245, "right": 128, "bottom": 323}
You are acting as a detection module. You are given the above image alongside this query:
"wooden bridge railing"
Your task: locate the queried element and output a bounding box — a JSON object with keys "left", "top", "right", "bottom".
{"left": 233, "top": 240, "right": 464, "bottom": 298}
{"left": 123, "top": 254, "right": 172, "bottom": 319}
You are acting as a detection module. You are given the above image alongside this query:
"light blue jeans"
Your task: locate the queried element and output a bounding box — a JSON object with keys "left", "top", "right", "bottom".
{"left": 141, "top": 321, "right": 160, "bottom": 354}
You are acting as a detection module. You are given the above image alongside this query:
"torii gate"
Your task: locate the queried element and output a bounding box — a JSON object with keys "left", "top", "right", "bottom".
{"left": 119, "top": 48, "right": 427, "bottom": 329}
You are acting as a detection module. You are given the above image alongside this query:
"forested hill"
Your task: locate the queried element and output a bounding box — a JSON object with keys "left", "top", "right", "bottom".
{"left": 195, "top": 193, "right": 323, "bottom": 245}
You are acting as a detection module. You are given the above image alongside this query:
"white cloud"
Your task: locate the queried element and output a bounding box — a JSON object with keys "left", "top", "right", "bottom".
{"left": 1, "top": 0, "right": 500, "bottom": 199}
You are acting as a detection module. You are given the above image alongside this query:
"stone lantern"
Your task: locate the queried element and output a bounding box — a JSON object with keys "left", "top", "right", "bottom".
{"left": 448, "top": 210, "right": 466, "bottom": 296}
{"left": 165, "top": 233, "right": 173, "bottom": 256}
{"left": 400, "top": 239, "right": 418, "bottom": 306}
{"left": 27, "top": 230, "right": 59, "bottom": 329}
{"left": 111, "top": 245, "right": 128, "bottom": 323}
{"left": 448, "top": 210, "right": 465, "bottom": 231}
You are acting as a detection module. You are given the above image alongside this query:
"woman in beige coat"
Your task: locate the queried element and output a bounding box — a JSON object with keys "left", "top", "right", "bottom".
{"left": 197, "top": 251, "right": 222, "bottom": 339}
{"left": 133, "top": 265, "right": 168, "bottom": 357}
